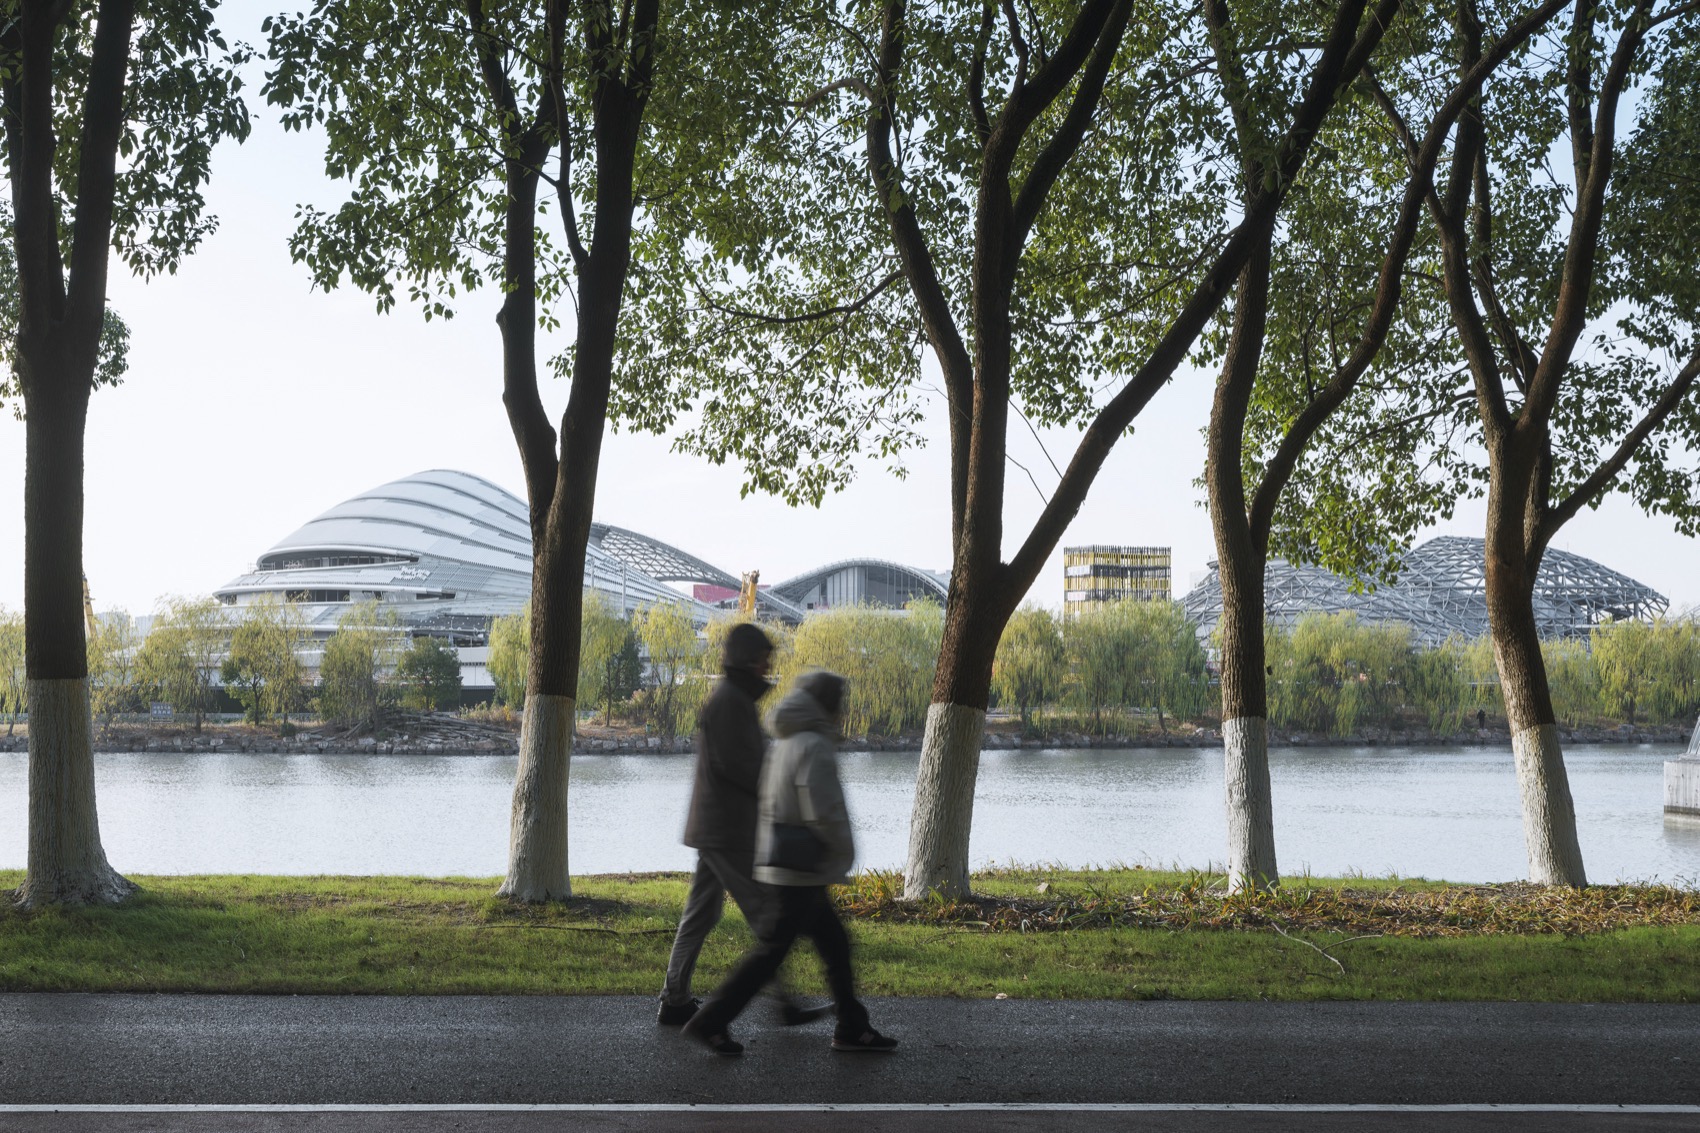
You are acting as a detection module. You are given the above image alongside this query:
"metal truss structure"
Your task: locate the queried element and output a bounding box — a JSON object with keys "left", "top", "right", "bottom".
{"left": 588, "top": 523, "right": 806, "bottom": 623}
{"left": 1181, "top": 535, "right": 1667, "bottom": 648}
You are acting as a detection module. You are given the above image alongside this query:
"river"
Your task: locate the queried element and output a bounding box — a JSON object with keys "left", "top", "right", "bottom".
{"left": 1, "top": 745, "right": 1695, "bottom": 883}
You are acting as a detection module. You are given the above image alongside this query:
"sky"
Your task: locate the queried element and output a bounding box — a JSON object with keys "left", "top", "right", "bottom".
{"left": 2, "top": 2, "right": 1696, "bottom": 619}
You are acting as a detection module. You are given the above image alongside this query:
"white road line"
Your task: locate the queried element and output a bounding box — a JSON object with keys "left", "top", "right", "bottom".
{"left": 1, "top": 1105, "right": 1697, "bottom": 1114}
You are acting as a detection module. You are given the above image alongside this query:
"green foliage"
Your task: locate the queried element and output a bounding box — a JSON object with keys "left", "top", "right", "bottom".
{"left": 774, "top": 603, "right": 943, "bottom": 737}
{"left": 395, "top": 636, "right": 463, "bottom": 712}
{"left": 993, "top": 606, "right": 1065, "bottom": 731}
{"left": 135, "top": 596, "right": 228, "bottom": 732}
{"left": 317, "top": 601, "right": 404, "bottom": 731}
{"left": 261, "top": 0, "right": 790, "bottom": 355}
{"left": 623, "top": 0, "right": 1353, "bottom": 504}
{"left": 0, "top": 207, "right": 129, "bottom": 420}
{"left": 1541, "top": 639, "right": 1599, "bottom": 730}
{"left": 219, "top": 596, "right": 307, "bottom": 728}
{"left": 1265, "top": 614, "right": 1414, "bottom": 736}
{"left": 86, "top": 610, "right": 142, "bottom": 726}
{"left": 0, "top": 0, "right": 248, "bottom": 418}
{"left": 1592, "top": 617, "right": 1700, "bottom": 728}
{"left": 0, "top": 608, "right": 26, "bottom": 734}
{"left": 486, "top": 606, "right": 529, "bottom": 709}
{"left": 1064, "top": 601, "right": 1209, "bottom": 734}
{"left": 578, "top": 593, "right": 640, "bottom": 724}
{"left": 1269, "top": 6, "right": 1700, "bottom": 578}
{"left": 632, "top": 601, "right": 703, "bottom": 739}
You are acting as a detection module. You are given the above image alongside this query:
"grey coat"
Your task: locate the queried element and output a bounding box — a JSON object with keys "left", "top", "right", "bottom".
{"left": 681, "top": 667, "right": 771, "bottom": 853}
{"left": 753, "top": 683, "right": 855, "bottom": 887}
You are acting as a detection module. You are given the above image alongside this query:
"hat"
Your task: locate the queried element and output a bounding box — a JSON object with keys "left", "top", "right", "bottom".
{"left": 795, "top": 669, "right": 846, "bottom": 717}
{"left": 722, "top": 622, "right": 775, "bottom": 670}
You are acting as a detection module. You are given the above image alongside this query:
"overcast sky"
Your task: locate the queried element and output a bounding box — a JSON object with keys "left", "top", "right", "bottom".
{"left": 2, "top": 1, "right": 1695, "bottom": 619}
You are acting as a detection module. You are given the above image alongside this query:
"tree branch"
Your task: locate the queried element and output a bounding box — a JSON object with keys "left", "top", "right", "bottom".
{"left": 1247, "top": 0, "right": 1567, "bottom": 546}
{"left": 968, "top": 1, "right": 995, "bottom": 146}
{"left": 866, "top": 0, "right": 974, "bottom": 543}
{"left": 4, "top": 8, "right": 68, "bottom": 349}
{"left": 65, "top": 0, "right": 137, "bottom": 329}
{"left": 1538, "top": 348, "right": 1700, "bottom": 548}
{"left": 1007, "top": 0, "right": 1393, "bottom": 593}
{"left": 703, "top": 270, "right": 903, "bottom": 326}
{"left": 1522, "top": 0, "right": 1656, "bottom": 426}
{"left": 1010, "top": 0, "right": 1133, "bottom": 244}
{"left": 546, "top": 0, "right": 589, "bottom": 273}
{"left": 1430, "top": 0, "right": 1514, "bottom": 444}
{"left": 1203, "top": 0, "right": 1262, "bottom": 189}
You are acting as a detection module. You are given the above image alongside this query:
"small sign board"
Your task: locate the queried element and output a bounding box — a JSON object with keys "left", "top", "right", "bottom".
{"left": 150, "top": 701, "right": 174, "bottom": 721}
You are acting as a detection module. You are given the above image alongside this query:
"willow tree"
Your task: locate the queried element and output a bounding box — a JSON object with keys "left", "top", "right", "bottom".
{"left": 628, "top": 0, "right": 1407, "bottom": 897}
{"left": 266, "top": 0, "right": 789, "bottom": 899}
{"left": 2, "top": 0, "right": 247, "bottom": 907}
{"left": 1199, "top": 0, "right": 1565, "bottom": 889}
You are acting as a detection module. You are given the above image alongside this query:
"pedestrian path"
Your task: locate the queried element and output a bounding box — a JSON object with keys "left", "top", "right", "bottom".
{"left": 1, "top": 995, "right": 1695, "bottom": 1130}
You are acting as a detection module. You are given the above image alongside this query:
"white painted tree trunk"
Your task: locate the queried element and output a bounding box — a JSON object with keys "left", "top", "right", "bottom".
{"left": 1511, "top": 722, "right": 1587, "bottom": 886}
{"left": 903, "top": 702, "right": 985, "bottom": 900}
{"left": 498, "top": 693, "right": 575, "bottom": 901}
{"left": 18, "top": 678, "right": 134, "bottom": 908}
{"left": 1223, "top": 715, "right": 1279, "bottom": 892}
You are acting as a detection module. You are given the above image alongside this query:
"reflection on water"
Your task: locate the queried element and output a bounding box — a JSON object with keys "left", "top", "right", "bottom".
{"left": 0, "top": 745, "right": 1691, "bottom": 883}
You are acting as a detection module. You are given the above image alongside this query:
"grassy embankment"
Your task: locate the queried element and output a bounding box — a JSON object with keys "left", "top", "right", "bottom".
{"left": 2, "top": 868, "right": 1696, "bottom": 1001}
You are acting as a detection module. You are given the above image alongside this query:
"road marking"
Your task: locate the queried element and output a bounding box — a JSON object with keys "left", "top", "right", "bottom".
{"left": 2, "top": 1105, "right": 1697, "bottom": 1114}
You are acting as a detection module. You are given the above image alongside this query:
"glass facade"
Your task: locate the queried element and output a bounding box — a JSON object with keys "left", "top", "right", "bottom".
{"left": 1062, "top": 545, "right": 1172, "bottom": 617}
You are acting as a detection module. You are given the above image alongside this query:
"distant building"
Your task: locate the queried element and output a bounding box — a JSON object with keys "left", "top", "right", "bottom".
{"left": 769, "top": 560, "right": 950, "bottom": 612}
{"left": 210, "top": 470, "right": 952, "bottom": 697}
{"left": 1063, "top": 545, "right": 1172, "bottom": 616}
{"left": 1179, "top": 536, "right": 1667, "bottom": 648}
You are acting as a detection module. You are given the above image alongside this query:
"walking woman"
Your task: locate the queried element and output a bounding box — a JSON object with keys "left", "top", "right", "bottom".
{"left": 683, "top": 670, "right": 897, "bottom": 1055}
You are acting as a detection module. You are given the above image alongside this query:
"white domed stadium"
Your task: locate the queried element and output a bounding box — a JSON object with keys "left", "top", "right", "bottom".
{"left": 215, "top": 469, "right": 947, "bottom": 641}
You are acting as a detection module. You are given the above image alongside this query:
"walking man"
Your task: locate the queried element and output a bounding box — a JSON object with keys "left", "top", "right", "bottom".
{"left": 683, "top": 670, "right": 897, "bottom": 1054}
{"left": 657, "top": 623, "right": 823, "bottom": 1026}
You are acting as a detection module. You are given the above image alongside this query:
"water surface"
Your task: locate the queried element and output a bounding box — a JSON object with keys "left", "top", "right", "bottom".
{"left": 0, "top": 744, "right": 1693, "bottom": 883}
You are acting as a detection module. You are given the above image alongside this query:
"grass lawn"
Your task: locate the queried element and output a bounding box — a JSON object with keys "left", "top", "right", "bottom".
{"left": 1, "top": 869, "right": 1696, "bottom": 1001}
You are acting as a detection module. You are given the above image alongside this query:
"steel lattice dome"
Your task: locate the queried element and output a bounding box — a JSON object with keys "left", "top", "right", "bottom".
{"left": 1181, "top": 536, "right": 1668, "bottom": 648}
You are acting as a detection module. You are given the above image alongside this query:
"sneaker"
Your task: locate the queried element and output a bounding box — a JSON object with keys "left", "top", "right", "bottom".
{"left": 656, "top": 998, "right": 700, "bottom": 1026}
{"left": 681, "top": 1014, "right": 744, "bottom": 1055}
{"left": 778, "top": 1001, "right": 833, "bottom": 1027}
{"left": 831, "top": 1028, "right": 899, "bottom": 1052}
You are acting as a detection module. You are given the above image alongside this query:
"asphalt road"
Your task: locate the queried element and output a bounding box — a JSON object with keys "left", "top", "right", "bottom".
{"left": 2, "top": 995, "right": 1696, "bottom": 1130}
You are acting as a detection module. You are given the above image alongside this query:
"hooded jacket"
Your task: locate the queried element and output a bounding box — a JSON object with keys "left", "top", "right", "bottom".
{"left": 682, "top": 666, "right": 772, "bottom": 853}
{"left": 754, "top": 675, "right": 855, "bottom": 886}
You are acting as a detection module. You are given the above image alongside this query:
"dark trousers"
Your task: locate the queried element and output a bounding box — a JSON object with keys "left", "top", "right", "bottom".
{"left": 660, "top": 849, "right": 791, "bottom": 1006}
{"left": 696, "top": 885, "right": 870, "bottom": 1038}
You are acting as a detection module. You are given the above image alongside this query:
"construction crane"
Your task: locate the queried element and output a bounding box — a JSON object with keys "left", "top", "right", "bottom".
{"left": 82, "top": 575, "right": 98, "bottom": 636}
{"left": 737, "top": 570, "right": 760, "bottom": 619}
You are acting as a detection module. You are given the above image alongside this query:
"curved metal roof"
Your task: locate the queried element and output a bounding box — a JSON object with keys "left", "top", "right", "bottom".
{"left": 218, "top": 470, "right": 711, "bottom": 632}
{"left": 217, "top": 470, "right": 940, "bottom": 634}
{"left": 1180, "top": 535, "right": 1667, "bottom": 648}
{"left": 771, "top": 558, "right": 950, "bottom": 606}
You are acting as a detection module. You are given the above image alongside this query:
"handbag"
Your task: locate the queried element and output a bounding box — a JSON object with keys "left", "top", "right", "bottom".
{"left": 764, "top": 748, "right": 826, "bottom": 872}
{"left": 768, "top": 821, "right": 825, "bottom": 872}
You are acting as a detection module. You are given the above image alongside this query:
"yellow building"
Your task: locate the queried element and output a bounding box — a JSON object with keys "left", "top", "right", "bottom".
{"left": 1063, "top": 545, "right": 1171, "bottom": 616}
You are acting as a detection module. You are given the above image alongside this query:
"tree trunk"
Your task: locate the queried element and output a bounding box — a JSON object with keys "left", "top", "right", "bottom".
{"left": 497, "top": 61, "right": 643, "bottom": 901}
{"left": 904, "top": 701, "right": 986, "bottom": 900}
{"left": 16, "top": 381, "right": 132, "bottom": 909}
{"left": 903, "top": 573, "right": 1006, "bottom": 900}
{"left": 499, "top": 691, "right": 576, "bottom": 900}
{"left": 18, "top": 678, "right": 133, "bottom": 907}
{"left": 1206, "top": 231, "right": 1279, "bottom": 892}
{"left": 1485, "top": 520, "right": 1587, "bottom": 886}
